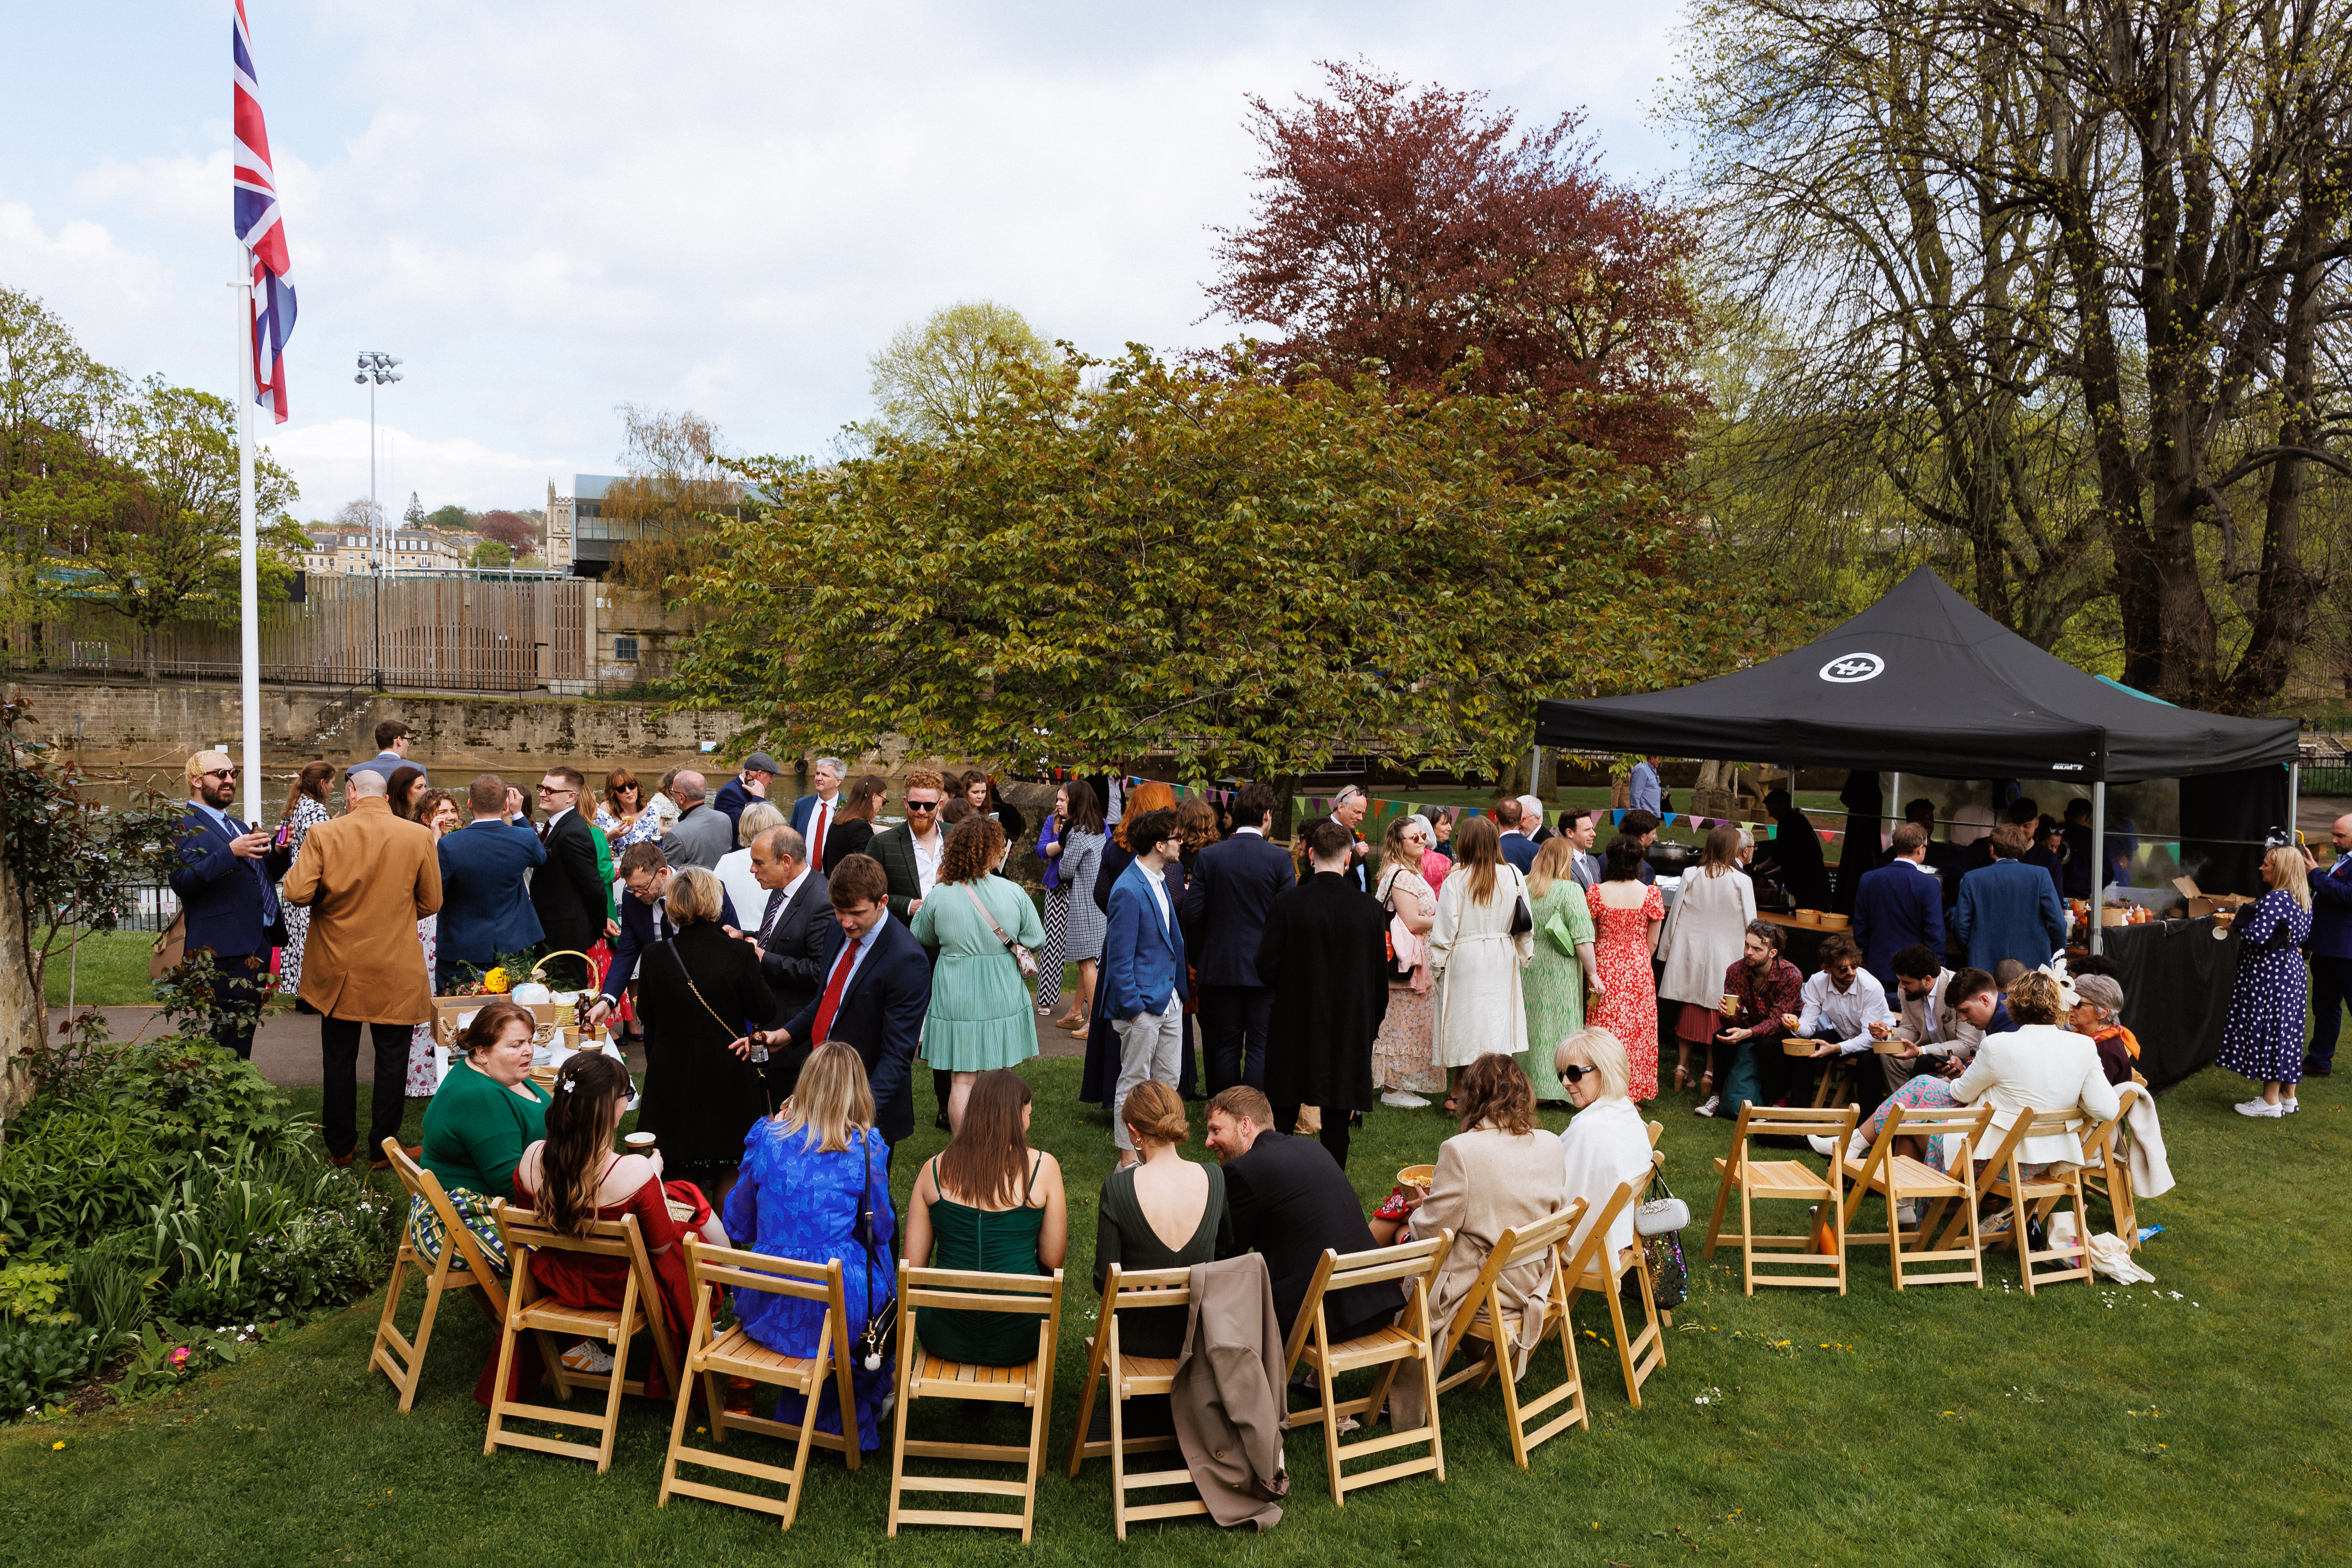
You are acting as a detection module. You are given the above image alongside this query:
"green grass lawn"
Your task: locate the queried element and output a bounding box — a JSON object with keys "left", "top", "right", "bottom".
{"left": 41, "top": 929, "right": 161, "bottom": 1008}
{"left": 1, "top": 1059, "right": 2342, "bottom": 1565}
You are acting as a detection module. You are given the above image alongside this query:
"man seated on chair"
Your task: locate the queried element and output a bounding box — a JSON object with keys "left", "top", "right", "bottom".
{"left": 1789, "top": 934, "right": 1900, "bottom": 1085}
{"left": 1204, "top": 1085, "right": 1399, "bottom": 1354}
{"left": 1879, "top": 946, "right": 2016, "bottom": 1093}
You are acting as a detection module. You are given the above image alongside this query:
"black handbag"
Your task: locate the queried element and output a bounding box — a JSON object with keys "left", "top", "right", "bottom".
{"left": 852, "top": 1138, "right": 897, "bottom": 1372}
{"left": 1509, "top": 867, "right": 1534, "bottom": 936}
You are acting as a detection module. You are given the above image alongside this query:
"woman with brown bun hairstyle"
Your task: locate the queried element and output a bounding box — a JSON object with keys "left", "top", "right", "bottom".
{"left": 276, "top": 761, "right": 337, "bottom": 1001}
{"left": 1092, "top": 1080, "right": 1232, "bottom": 1357}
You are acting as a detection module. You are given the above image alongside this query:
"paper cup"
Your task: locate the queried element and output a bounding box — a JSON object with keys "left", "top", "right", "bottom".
{"left": 625, "top": 1132, "right": 657, "bottom": 1152}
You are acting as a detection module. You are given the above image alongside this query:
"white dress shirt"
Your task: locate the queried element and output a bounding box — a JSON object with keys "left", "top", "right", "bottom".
{"left": 1799, "top": 967, "right": 1899, "bottom": 1054}
{"left": 912, "top": 829, "right": 943, "bottom": 894}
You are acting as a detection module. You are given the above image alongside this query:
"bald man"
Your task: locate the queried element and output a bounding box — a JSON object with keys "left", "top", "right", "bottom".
{"left": 167, "top": 750, "right": 293, "bottom": 1060}
{"left": 2303, "top": 813, "right": 2352, "bottom": 1078}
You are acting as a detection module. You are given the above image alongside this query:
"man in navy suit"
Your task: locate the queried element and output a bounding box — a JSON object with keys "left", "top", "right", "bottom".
{"left": 736, "top": 824, "right": 839, "bottom": 1097}
{"left": 1494, "top": 797, "right": 1539, "bottom": 873}
{"left": 167, "top": 750, "right": 291, "bottom": 1059}
{"left": 585, "top": 841, "right": 741, "bottom": 1027}
{"left": 788, "top": 755, "right": 848, "bottom": 871}
{"left": 1104, "top": 806, "right": 1188, "bottom": 1162}
{"left": 739, "top": 854, "right": 928, "bottom": 1149}
{"left": 2303, "top": 815, "right": 2352, "bottom": 1078}
{"left": 1851, "top": 822, "right": 1948, "bottom": 1005}
{"left": 434, "top": 773, "right": 545, "bottom": 990}
{"left": 528, "top": 766, "right": 608, "bottom": 988}
{"left": 712, "top": 751, "right": 781, "bottom": 838}
{"left": 1178, "top": 782, "right": 1293, "bottom": 1093}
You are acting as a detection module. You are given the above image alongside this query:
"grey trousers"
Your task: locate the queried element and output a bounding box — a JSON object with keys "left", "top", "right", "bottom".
{"left": 1112, "top": 995, "right": 1184, "bottom": 1150}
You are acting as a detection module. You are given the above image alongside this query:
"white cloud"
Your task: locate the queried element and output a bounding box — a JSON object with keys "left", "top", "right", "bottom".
{"left": 263, "top": 419, "right": 562, "bottom": 520}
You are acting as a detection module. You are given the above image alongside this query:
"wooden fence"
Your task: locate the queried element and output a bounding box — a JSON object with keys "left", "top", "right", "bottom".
{"left": 2, "top": 576, "right": 590, "bottom": 691}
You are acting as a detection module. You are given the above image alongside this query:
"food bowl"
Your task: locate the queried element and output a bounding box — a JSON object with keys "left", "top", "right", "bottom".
{"left": 1794, "top": 908, "right": 1824, "bottom": 926}
{"left": 1815, "top": 912, "right": 1851, "bottom": 931}
{"left": 1782, "top": 1037, "right": 1822, "bottom": 1057}
{"left": 1396, "top": 1163, "right": 1436, "bottom": 1191}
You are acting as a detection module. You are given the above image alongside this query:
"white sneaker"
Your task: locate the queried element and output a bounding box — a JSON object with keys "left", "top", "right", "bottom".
{"left": 2234, "top": 1099, "right": 2284, "bottom": 1118}
{"left": 1381, "top": 1090, "right": 1432, "bottom": 1109}
{"left": 1694, "top": 1095, "right": 1720, "bottom": 1118}
{"left": 2282, "top": 1097, "right": 2299, "bottom": 1114}
{"left": 1896, "top": 1199, "right": 1920, "bottom": 1227}
{"left": 560, "top": 1340, "right": 616, "bottom": 1375}
{"left": 1806, "top": 1134, "right": 1838, "bottom": 1157}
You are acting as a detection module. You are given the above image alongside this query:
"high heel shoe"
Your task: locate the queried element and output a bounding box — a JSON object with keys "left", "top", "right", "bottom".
{"left": 1674, "top": 1065, "right": 1691, "bottom": 1092}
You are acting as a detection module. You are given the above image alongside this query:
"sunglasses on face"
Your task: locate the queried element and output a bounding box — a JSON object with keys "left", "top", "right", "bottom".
{"left": 201, "top": 767, "right": 238, "bottom": 781}
{"left": 905, "top": 800, "right": 938, "bottom": 812}
{"left": 1557, "top": 1062, "right": 1599, "bottom": 1084}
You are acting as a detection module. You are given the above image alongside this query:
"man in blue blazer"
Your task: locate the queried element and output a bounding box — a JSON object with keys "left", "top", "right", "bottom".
{"left": 1494, "top": 797, "right": 1540, "bottom": 873}
{"left": 1851, "top": 822, "right": 1948, "bottom": 1004}
{"left": 168, "top": 750, "right": 292, "bottom": 1059}
{"left": 584, "top": 840, "right": 741, "bottom": 1026}
{"left": 1952, "top": 823, "right": 2069, "bottom": 974}
{"left": 1178, "top": 783, "right": 1294, "bottom": 1093}
{"left": 2303, "top": 815, "right": 2352, "bottom": 1077}
{"left": 434, "top": 774, "right": 546, "bottom": 990}
{"left": 711, "top": 751, "right": 780, "bottom": 837}
{"left": 741, "top": 854, "right": 929, "bottom": 1149}
{"left": 788, "top": 754, "right": 848, "bottom": 869}
{"left": 1103, "top": 806, "right": 1188, "bottom": 1160}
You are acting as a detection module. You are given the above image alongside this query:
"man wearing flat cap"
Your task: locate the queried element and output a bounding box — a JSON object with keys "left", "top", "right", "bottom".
{"left": 714, "top": 752, "right": 781, "bottom": 838}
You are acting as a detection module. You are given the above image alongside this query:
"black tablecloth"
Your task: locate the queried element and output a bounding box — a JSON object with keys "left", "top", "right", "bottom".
{"left": 2093, "top": 918, "right": 2241, "bottom": 1091}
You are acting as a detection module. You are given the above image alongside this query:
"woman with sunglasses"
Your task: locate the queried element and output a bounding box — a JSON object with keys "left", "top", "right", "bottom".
{"left": 1554, "top": 1026, "right": 1655, "bottom": 1262}
{"left": 1373, "top": 815, "right": 1445, "bottom": 1108}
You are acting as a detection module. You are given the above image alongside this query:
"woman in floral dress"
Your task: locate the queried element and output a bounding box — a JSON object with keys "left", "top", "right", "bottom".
{"left": 2217, "top": 845, "right": 2314, "bottom": 1118}
{"left": 1372, "top": 816, "right": 1445, "bottom": 1106}
{"left": 273, "top": 763, "right": 335, "bottom": 1001}
{"left": 1585, "top": 834, "right": 1665, "bottom": 1101}
{"left": 1521, "top": 837, "right": 1600, "bottom": 1102}
{"left": 406, "top": 790, "right": 462, "bottom": 1096}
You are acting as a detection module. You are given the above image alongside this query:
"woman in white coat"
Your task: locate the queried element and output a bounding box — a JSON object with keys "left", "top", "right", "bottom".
{"left": 1430, "top": 817, "right": 1534, "bottom": 1115}
{"left": 1948, "top": 971, "right": 2120, "bottom": 1182}
{"left": 1657, "top": 823, "right": 1756, "bottom": 1097}
{"left": 1555, "top": 1026, "right": 1656, "bottom": 1263}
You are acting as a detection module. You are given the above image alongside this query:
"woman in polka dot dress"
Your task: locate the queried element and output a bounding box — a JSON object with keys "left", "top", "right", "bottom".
{"left": 2216, "top": 845, "right": 2312, "bottom": 1118}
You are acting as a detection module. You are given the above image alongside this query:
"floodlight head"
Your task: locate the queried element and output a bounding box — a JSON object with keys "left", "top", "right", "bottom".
{"left": 384, "top": 356, "right": 403, "bottom": 367}
{"left": 354, "top": 374, "right": 367, "bottom": 384}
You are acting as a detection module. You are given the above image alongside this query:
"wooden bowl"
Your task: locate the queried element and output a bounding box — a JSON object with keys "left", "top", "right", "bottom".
{"left": 1396, "top": 1163, "right": 1436, "bottom": 1191}
{"left": 1815, "top": 913, "right": 1851, "bottom": 931}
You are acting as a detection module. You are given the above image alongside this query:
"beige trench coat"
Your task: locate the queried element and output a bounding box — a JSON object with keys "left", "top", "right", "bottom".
{"left": 281, "top": 796, "right": 443, "bottom": 1023}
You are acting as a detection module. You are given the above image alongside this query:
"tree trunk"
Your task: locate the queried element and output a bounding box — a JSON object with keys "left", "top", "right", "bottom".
{"left": 0, "top": 860, "right": 41, "bottom": 1125}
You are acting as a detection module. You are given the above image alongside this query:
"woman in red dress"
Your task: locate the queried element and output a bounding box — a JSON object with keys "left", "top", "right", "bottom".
{"left": 478, "top": 1051, "right": 730, "bottom": 1407}
{"left": 1585, "top": 834, "right": 1665, "bottom": 1100}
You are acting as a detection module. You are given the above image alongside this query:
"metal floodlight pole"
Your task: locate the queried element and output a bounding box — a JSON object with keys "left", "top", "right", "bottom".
{"left": 354, "top": 352, "right": 403, "bottom": 690}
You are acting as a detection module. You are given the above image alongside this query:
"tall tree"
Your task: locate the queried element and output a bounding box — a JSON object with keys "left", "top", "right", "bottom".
{"left": 476, "top": 509, "right": 537, "bottom": 550}
{"left": 863, "top": 300, "right": 1056, "bottom": 444}
{"left": 0, "top": 288, "right": 126, "bottom": 623}
{"left": 402, "top": 491, "right": 424, "bottom": 529}
{"left": 1204, "top": 60, "right": 1706, "bottom": 473}
{"left": 598, "top": 404, "right": 740, "bottom": 594}
{"left": 674, "top": 346, "right": 1818, "bottom": 778}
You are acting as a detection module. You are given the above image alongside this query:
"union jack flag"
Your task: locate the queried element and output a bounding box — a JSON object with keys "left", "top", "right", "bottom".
{"left": 233, "top": 0, "right": 296, "bottom": 423}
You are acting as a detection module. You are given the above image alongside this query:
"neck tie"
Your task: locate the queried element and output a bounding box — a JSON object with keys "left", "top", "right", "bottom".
{"left": 810, "top": 802, "right": 829, "bottom": 868}
{"left": 810, "top": 941, "right": 858, "bottom": 1044}
{"left": 539, "top": 819, "right": 551, "bottom": 843}
{"left": 759, "top": 886, "right": 787, "bottom": 943}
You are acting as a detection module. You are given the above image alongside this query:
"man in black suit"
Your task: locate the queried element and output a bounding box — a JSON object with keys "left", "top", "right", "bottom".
{"left": 733, "top": 824, "right": 839, "bottom": 1096}
{"left": 1206, "top": 1085, "right": 1401, "bottom": 1347}
{"left": 738, "top": 854, "right": 929, "bottom": 1152}
{"left": 166, "top": 749, "right": 293, "bottom": 1059}
{"left": 585, "top": 840, "right": 741, "bottom": 1028}
{"left": 1178, "top": 781, "right": 1295, "bottom": 1094}
{"left": 528, "top": 766, "right": 607, "bottom": 988}
{"left": 1257, "top": 819, "right": 1389, "bottom": 1170}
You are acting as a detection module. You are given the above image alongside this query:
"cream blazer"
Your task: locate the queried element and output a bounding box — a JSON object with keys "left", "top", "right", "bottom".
{"left": 1949, "top": 1023, "right": 2121, "bottom": 1167}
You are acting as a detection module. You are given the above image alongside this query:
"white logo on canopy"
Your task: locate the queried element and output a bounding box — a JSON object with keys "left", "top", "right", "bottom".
{"left": 1819, "top": 652, "right": 1885, "bottom": 684}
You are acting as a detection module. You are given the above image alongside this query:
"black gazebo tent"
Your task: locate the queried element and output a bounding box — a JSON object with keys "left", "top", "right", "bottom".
{"left": 1533, "top": 567, "right": 2297, "bottom": 781}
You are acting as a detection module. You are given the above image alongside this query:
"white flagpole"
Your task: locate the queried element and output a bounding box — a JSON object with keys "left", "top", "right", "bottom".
{"left": 236, "top": 247, "right": 261, "bottom": 805}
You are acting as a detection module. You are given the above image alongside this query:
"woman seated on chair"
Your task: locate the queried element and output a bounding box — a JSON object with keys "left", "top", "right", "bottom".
{"left": 1945, "top": 971, "right": 2120, "bottom": 1185}
{"left": 415, "top": 997, "right": 547, "bottom": 1279}
{"left": 1555, "top": 1027, "right": 1655, "bottom": 1263}
{"left": 1092, "top": 1081, "right": 1234, "bottom": 1360}
{"left": 721, "top": 1042, "right": 895, "bottom": 1450}
{"left": 902, "top": 1069, "right": 1069, "bottom": 1366}
{"left": 2067, "top": 974, "right": 2140, "bottom": 1087}
{"left": 488, "top": 1052, "right": 731, "bottom": 1407}
{"left": 1384, "top": 1052, "right": 1564, "bottom": 1428}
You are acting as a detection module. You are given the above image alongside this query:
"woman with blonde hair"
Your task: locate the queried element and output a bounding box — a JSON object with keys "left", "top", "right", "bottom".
{"left": 2217, "top": 844, "right": 2314, "bottom": 1117}
{"left": 1373, "top": 815, "right": 1446, "bottom": 1107}
{"left": 913, "top": 815, "right": 1048, "bottom": 1128}
{"left": 1430, "top": 816, "right": 1534, "bottom": 1115}
{"left": 1521, "top": 836, "right": 1602, "bottom": 1104}
{"left": 1553, "top": 1026, "right": 1653, "bottom": 1261}
{"left": 716, "top": 800, "right": 786, "bottom": 925}
{"left": 723, "top": 1041, "right": 896, "bottom": 1449}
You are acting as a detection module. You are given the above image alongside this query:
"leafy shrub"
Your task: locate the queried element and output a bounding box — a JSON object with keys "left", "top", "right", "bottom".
{"left": 0, "top": 1260, "right": 71, "bottom": 1325}
{"left": 150, "top": 1153, "right": 395, "bottom": 1324}
{"left": 0, "top": 1318, "right": 107, "bottom": 1417}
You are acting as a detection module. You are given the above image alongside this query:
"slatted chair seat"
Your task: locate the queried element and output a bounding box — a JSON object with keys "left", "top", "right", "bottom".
{"left": 1560, "top": 1167, "right": 1669, "bottom": 1408}
{"left": 888, "top": 1265, "right": 1063, "bottom": 1542}
{"left": 484, "top": 1198, "right": 681, "bottom": 1474}
{"left": 1702, "top": 1102, "right": 1862, "bottom": 1295}
{"left": 1065, "top": 1262, "right": 1234, "bottom": 1538}
{"left": 1427, "top": 1199, "right": 1588, "bottom": 1469}
{"left": 370, "top": 1139, "right": 508, "bottom": 1413}
{"left": 1284, "top": 1232, "right": 1453, "bottom": 1505}
{"left": 1838, "top": 1103, "right": 1995, "bottom": 1290}
{"left": 659, "top": 1240, "right": 863, "bottom": 1532}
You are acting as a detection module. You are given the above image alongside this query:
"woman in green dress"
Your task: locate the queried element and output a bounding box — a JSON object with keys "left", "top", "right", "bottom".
{"left": 1094, "top": 1081, "right": 1233, "bottom": 1358}
{"left": 911, "top": 815, "right": 1049, "bottom": 1132}
{"left": 414, "top": 997, "right": 549, "bottom": 1275}
{"left": 1521, "top": 837, "right": 1603, "bottom": 1104}
{"left": 902, "top": 1069, "right": 1069, "bottom": 1366}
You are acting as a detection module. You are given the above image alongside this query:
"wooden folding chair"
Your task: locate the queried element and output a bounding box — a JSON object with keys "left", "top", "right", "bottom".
{"left": 1063, "top": 1264, "right": 1205, "bottom": 1537}
{"left": 1836, "top": 1103, "right": 1995, "bottom": 1290}
{"left": 1954, "top": 1109, "right": 2095, "bottom": 1295}
{"left": 2078, "top": 1085, "right": 2142, "bottom": 1249}
{"left": 1427, "top": 1200, "right": 1588, "bottom": 1467}
{"left": 658, "top": 1239, "right": 861, "bottom": 1531}
{"left": 483, "top": 1198, "right": 683, "bottom": 1473}
{"left": 370, "top": 1139, "right": 507, "bottom": 1412}
{"left": 1702, "top": 1102, "right": 1860, "bottom": 1294}
{"left": 1560, "top": 1172, "right": 1669, "bottom": 1406}
{"left": 888, "top": 1265, "right": 1063, "bottom": 1542}
{"left": 1283, "top": 1231, "right": 1453, "bottom": 1506}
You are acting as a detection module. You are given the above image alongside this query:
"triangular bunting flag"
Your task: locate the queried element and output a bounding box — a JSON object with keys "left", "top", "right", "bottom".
{"left": 1611, "top": 810, "right": 1626, "bottom": 826}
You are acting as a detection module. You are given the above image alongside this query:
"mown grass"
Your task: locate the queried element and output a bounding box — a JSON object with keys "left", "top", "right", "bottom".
{"left": 0, "top": 1058, "right": 2342, "bottom": 1566}
{"left": 40, "top": 930, "right": 159, "bottom": 1008}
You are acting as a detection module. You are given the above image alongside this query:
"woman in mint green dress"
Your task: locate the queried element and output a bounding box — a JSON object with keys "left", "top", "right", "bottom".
{"left": 911, "top": 816, "right": 1048, "bottom": 1130}
{"left": 1521, "top": 837, "right": 1601, "bottom": 1102}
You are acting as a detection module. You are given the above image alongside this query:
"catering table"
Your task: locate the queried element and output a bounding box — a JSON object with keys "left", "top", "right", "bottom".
{"left": 1752, "top": 910, "right": 1836, "bottom": 973}
{"left": 2073, "top": 916, "right": 2242, "bottom": 1090}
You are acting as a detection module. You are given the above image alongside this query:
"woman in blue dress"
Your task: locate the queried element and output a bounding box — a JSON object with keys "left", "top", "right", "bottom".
{"left": 721, "top": 1041, "right": 895, "bottom": 1449}
{"left": 2217, "top": 845, "right": 2313, "bottom": 1119}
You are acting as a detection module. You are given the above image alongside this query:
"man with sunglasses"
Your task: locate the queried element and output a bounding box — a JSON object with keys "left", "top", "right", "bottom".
{"left": 168, "top": 750, "right": 294, "bottom": 1060}
{"left": 527, "top": 766, "right": 605, "bottom": 989}
{"left": 868, "top": 769, "right": 953, "bottom": 1122}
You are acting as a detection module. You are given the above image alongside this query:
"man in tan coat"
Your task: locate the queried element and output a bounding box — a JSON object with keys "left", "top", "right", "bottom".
{"left": 283, "top": 768, "right": 442, "bottom": 1167}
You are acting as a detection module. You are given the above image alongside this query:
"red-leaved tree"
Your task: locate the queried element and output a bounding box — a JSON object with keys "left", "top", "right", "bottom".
{"left": 478, "top": 510, "right": 537, "bottom": 549}
{"left": 1204, "top": 61, "right": 1705, "bottom": 473}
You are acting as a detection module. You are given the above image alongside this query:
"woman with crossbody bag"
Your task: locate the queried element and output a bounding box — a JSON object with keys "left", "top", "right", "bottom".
{"left": 1374, "top": 815, "right": 1448, "bottom": 1108}
{"left": 910, "top": 816, "right": 1049, "bottom": 1131}
{"left": 630, "top": 868, "right": 777, "bottom": 1198}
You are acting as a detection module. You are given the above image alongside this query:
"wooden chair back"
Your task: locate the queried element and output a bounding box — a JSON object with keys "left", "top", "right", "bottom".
{"left": 1837, "top": 1103, "right": 1994, "bottom": 1290}
{"left": 1560, "top": 1176, "right": 1668, "bottom": 1406}
{"left": 1283, "top": 1231, "right": 1455, "bottom": 1506}
{"left": 368, "top": 1138, "right": 507, "bottom": 1412}
{"left": 658, "top": 1239, "right": 863, "bottom": 1531}
{"left": 1063, "top": 1263, "right": 1211, "bottom": 1537}
{"left": 1432, "top": 1198, "right": 1589, "bottom": 1466}
{"left": 484, "top": 1197, "right": 682, "bottom": 1473}
{"left": 888, "top": 1264, "right": 1064, "bottom": 1543}
{"left": 2078, "top": 1085, "right": 2141, "bottom": 1248}
{"left": 1971, "top": 1107, "right": 2094, "bottom": 1294}
{"left": 1701, "top": 1102, "right": 1860, "bottom": 1295}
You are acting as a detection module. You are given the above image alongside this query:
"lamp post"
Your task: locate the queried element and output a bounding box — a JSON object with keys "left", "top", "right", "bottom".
{"left": 355, "top": 351, "right": 403, "bottom": 690}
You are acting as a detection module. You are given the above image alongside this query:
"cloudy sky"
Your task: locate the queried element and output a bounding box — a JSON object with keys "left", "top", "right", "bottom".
{"left": 6, "top": 1, "right": 1685, "bottom": 518}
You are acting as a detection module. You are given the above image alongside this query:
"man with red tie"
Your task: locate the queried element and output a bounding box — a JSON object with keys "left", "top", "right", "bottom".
{"left": 790, "top": 755, "right": 848, "bottom": 873}
{"left": 734, "top": 853, "right": 930, "bottom": 1152}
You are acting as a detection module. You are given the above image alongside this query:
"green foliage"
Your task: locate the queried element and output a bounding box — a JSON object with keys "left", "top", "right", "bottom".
{"left": 0, "top": 1261, "right": 69, "bottom": 1325}
{"left": 469, "top": 538, "right": 511, "bottom": 569}
{"left": 681, "top": 345, "right": 1824, "bottom": 778}
{"left": 863, "top": 299, "right": 1056, "bottom": 444}
{"left": 0, "top": 1318, "right": 105, "bottom": 1417}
